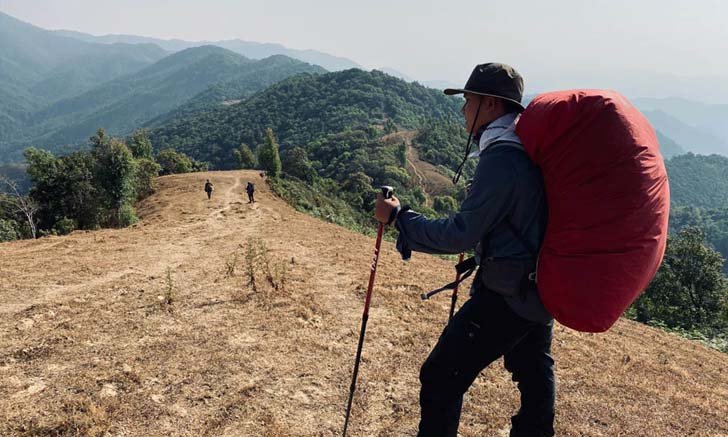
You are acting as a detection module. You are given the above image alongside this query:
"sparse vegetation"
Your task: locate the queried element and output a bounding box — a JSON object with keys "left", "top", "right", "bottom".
{"left": 239, "top": 237, "right": 288, "bottom": 301}
{"left": 628, "top": 227, "right": 728, "bottom": 353}
{"left": 161, "top": 267, "right": 175, "bottom": 311}
{"left": 2, "top": 171, "right": 727, "bottom": 436}
{"left": 224, "top": 252, "right": 239, "bottom": 278}
{"left": 244, "top": 238, "right": 259, "bottom": 292}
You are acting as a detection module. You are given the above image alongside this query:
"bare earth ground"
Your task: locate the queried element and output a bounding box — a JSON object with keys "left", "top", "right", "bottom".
{"left": 1, "top": 170, "right": 727, "bottom": 436}
{"left": 382, "top": 131, "right": 455, "bottom": 202}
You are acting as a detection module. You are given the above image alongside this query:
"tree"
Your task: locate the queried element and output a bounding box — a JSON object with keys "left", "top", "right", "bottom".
{"left": 282, "top": 146, "right": 315, "bottom": 182}
{"left": 129, "top": 129, "right": 154, "bottom": 159}
{"left": 633, "top": 227, "right": 728, "bottom": 332}
{"left": 90, "top": 128, "right": 108, "bottom": 149}
{"left": 0, "top": 176, "right": 38, "bottom": 239}
{"left": 157, "top": 149, "right": 193, "bottom": 175}
{"left": 24, "top": 148, "right": 101, "bottom": 231}
{"left": 342, "top": 171, "right": 373, "bottom": 209}
{"left": 134, "top": 158, "right": 161, "bottom": 200}
{"left": 396, "top": 141, "right": 407, "bottom": 167}
{"left": 93, "top": 138, "right": 137, "bottom": 227}
{"left": 433, "top": 195, "right": 458, "bottom": 216}
{"left": 0, "top": 218, "right": 20, "bottom": 242}
{"left": 233, "top": 143, "right": 257, "bottom": 169}
{"left": 257, "top": 128, "right": 282, "bottom": 177}
{"left": 384, "top": 119, "right": 397, "bottom": 134}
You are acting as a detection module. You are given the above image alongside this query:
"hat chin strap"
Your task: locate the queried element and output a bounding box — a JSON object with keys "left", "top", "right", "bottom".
{"left": 452, "top": 100, "right": 483, "bottom": 185}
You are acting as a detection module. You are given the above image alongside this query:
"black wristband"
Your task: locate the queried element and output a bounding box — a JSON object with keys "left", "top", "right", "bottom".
{"left": 389, "top": 205, "right": 411, "bottom": 225}
{"left": 387, "top": 205, "right": 401, "bottom": 225}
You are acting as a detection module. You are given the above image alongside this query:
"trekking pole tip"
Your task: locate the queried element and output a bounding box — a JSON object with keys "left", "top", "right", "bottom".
{"left": 420, "top": 292, "right": 429, "bottom": 300}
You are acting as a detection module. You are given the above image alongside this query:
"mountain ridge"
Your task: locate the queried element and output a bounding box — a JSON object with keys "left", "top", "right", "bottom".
{"left": 149, "top": 68, "right": 463, "bottom": 168}
{"left": 50, "top": 28, "right": 362, "bottom": 72}
{"left": 0, "top": 46, "right": 325, "bottom": 162}
{"left": 0, "top": 170, "right": 726, "bottom": 435}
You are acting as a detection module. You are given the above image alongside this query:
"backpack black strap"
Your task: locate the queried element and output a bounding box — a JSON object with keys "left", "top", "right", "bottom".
{"left": 422, "top": 140, "right": 541, "bottom": 302}
{"left": 420, "top": 257, "right": 477, "bottom": 300}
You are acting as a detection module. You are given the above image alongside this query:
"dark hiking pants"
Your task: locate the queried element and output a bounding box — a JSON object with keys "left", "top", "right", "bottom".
{"left": 206, "top": 190, "right": 212, "bottom": 199}
{"left": 247, "top": 192, "right": 254, "bottom": 202}
{"left": 418, "top": 287, "right": 555, "bottom": 437}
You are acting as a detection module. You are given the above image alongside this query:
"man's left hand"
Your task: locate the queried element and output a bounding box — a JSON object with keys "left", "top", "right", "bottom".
{"left": 375, "top": 194, "right": 400, "bottom": 224}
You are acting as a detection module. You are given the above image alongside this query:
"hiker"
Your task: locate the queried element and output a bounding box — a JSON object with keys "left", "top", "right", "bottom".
{"left": 204, "top": 179, "right": 214, "bottom": 200}
{"left": 246, "top": 182, "right": 255, "bottom": 203}
{"left": 375, "top": 63, "right": 555, "bottom": 437}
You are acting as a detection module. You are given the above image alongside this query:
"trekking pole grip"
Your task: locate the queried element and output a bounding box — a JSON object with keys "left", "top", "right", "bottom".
{"left": 380, "top": 185, "right": 394, "bottom": 200}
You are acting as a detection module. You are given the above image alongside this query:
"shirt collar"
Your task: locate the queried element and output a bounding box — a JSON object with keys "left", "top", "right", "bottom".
{"left": 469, "top": 112, "right": 521, "bottom": 158}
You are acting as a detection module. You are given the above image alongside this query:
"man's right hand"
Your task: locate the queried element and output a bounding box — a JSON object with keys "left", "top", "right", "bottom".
{"left": 374, "top": 194, "right": 400, "bottom": 224}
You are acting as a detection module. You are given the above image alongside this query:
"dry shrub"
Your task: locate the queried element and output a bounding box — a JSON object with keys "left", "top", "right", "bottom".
{"left": 15, "top": 399, "right": 111, "bottom": 436}
{"left": 224, "top": 252, "right": 239, "bottom": 278}
{"left": 238, "top": 237, "right": 290, "bottom": 304}
{"left": 160, "top": 267, "right": 174, "bottom": 312}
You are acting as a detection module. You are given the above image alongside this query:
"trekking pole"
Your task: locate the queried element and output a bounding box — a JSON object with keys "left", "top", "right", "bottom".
{"left": 448, "top": 252, "right": 465, "bottom": 321}
{"left": 343, "top": 185, "right": 394, "bottom": 437}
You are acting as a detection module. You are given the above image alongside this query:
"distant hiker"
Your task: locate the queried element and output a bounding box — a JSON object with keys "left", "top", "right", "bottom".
{"left": 375, "top": 63, "right": 555, "bottom": 436}
{"left": 246, "top": 182, "right": 255, "bottom": 203}
{"left": 204, "top": 179, "right": 214, "bottom": 200}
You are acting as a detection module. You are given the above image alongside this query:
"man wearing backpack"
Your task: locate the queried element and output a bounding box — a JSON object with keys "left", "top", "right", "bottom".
{"left": 246, "top": 182, "right": 255, "bottom": 203}
{"left": 375, "top": 63, "right": 555, "bottom": 437}
{"left": 204, "top": 179, "right": 214, "bottom": 200}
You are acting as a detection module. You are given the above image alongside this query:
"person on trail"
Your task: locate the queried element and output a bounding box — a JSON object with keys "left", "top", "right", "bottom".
{"left": 246, "top": 182, "right": 255, "bottom": 203}
{"left": 204, "top": 179, "right": 214, "bottom": 200}
{"left": 375, "top": 63, "right": 555, "bottom": 437}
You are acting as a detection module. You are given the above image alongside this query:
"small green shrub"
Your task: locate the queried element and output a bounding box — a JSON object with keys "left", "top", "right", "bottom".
{"left": 52, "top": 217, "right": 77, "bottom": 235}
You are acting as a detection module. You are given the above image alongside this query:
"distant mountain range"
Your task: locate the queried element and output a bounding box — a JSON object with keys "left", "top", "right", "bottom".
{"left": 634, "top": 97, "right": 728, "bottom": 145}
{"left": 1, "top": 9, "right": 726, "bottom": 167}
{"left": 0, "top": 11, "right": 167, "bottom": 145}
{"left": 19, "top": 46, "right": 324, "bottom": 150}
{"left": 0, "top": 11, "right": 327, "bottom": 162}
{"left": 51, "top": 29, "right": 361, "bottom": 73}
{"left": 641, "top": 109, "right": 728, "bottom": 156}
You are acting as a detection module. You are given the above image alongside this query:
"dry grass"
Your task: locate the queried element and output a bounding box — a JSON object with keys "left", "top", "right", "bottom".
{"left": 1, "top": 170, "right": 727, "bottom": 436}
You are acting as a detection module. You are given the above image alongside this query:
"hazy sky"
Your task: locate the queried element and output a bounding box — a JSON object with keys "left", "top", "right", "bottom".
{"left": 2, "top": 0, "right": 727, "bottom": 99}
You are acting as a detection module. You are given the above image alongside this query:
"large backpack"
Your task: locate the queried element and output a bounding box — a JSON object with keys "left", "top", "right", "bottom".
{"left": 515, "top": 90, "right": 670, "bottom": 332}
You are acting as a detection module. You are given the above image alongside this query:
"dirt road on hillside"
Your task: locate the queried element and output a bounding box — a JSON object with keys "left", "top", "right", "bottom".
{"left": 382, "top": 131, "right": 456, "bottom": 204}
{"left": 1, "top": 171, "right": 727, "bottom": 436}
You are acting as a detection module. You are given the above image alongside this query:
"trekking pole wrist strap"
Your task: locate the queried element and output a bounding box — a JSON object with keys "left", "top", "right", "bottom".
{"left": 388, "top": 205, "right": 408, "bottom": 225}
{"left": 421, "top": 257, "right": 477, "bottom": 300}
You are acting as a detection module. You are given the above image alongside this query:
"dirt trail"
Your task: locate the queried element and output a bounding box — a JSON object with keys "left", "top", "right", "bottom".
{"left": 1, "top": 170, "right": 727, "bottom": 436}
{"left": 382, "top": 131, "right": 457, "bottom": 205}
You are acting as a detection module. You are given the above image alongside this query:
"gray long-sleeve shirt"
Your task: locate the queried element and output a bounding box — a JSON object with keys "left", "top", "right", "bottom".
{"left": 395, "top": 118, "right": 552, "bottom": 323}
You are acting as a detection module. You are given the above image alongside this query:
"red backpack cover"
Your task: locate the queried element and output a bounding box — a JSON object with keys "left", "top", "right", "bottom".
{"left": 515, "top": 90, "right": 670, "bottom": 332}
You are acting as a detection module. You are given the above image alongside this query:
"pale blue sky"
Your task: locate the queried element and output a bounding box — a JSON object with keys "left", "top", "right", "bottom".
{"left": 2, "top": 0, "right": 727, "bottom": 99}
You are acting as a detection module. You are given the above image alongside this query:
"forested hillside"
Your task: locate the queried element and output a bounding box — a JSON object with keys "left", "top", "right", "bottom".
{"left": 666, "top": 153, "right": 728, "bottom": 209}
{"left": 25, "top": 47, "right": 323, "bottom": 146}
{"left": 147, "top": 55, "right": 327, "bottom": 126}
{"left": 0, "top": 11, "right": 166, "bottom": 145}
{"left": 150, "top": 69, "right": 462, "bottom": 166}
{"left": 665, "top": 152, "right": 728, "bottom": 275}
{"left": 147, "top": 69, "right": 465, "bottom": 227}
{"left": 1, "top": 47, "right": 324, "bottom": 162}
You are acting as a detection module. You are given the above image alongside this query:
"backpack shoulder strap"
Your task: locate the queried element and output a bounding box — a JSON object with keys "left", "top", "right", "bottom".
{"left": 488, "top": 139, "right": 525, "bottom": 152}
